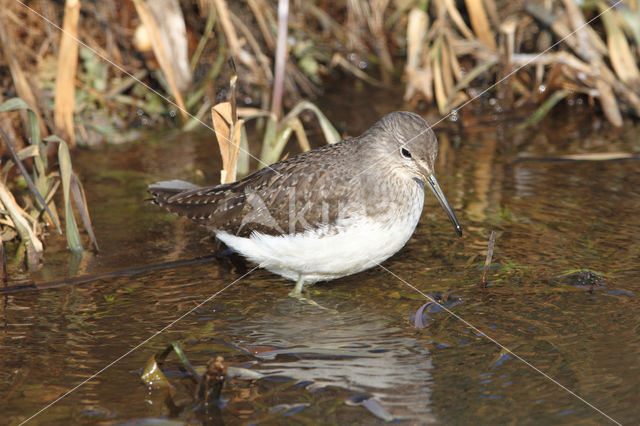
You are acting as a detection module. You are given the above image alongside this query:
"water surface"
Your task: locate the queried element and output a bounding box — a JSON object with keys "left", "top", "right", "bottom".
{"left": 2, "top": 92, "right": 639, "bottom": 424}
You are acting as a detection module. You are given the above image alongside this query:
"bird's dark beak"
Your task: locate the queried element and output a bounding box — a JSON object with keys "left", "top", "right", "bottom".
{"left": 426, "top": 174, "right": 462, "bottom": 237}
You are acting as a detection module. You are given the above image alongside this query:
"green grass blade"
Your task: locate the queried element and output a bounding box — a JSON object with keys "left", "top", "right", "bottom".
{"left": 57, "top": 141, "right": 83, "bottom": 252}
{"left": 0, "top": 97, "right": 45, "bottom": 168}
{"left": 269, "top": 125, "right": 294, "bottom": 164}
{"left": 283, "top": 100, "right": 340, "bottom": 144}
{"left": 0, "top": 126, "right": 62, "bottom": 233}
{"left": 445, "top": 58, "right": 498, "bottom": 108}
{"left": 259, "top": 114, "right": 278, "bottom": 167}
{"left": 2, "top": 145, "right": 39, "bottom": 181}
{"left": 517, "top": 89, "right": 570, "bottom": 129}
{"left": 71, "top": 173, "right": 99, "bottom": 251}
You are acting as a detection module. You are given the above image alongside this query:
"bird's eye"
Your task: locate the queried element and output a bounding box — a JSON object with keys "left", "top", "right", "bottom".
{"left": 401, "top": 147, "right": 412, "bottom": 159}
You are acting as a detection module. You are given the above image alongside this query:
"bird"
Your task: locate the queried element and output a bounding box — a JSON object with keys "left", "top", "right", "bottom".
{"left": 148, "top": 111, "right": 462, "bottom": 295}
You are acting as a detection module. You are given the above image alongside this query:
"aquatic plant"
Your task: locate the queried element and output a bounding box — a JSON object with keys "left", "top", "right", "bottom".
{"left": 0, "top": 98, "right": 97, "bottom": 267}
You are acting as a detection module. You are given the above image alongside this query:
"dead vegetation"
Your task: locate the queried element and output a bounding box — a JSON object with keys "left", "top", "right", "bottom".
{"left": 403, "top": 0, "right": 640, "bottom": 127}
{"left": 1, "top": 0, "right": 640, "bottom": 263}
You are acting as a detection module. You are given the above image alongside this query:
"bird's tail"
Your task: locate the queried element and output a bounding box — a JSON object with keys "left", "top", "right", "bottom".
{"left": 147, "top": 180, "right": 233, "bottom": 223}
{"left": 148, "top": 180, "right": 201, "bottom": 204}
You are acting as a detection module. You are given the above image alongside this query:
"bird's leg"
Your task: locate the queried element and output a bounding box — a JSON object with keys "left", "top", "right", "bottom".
{"left": 288, "top": 276, "right": 337, "bottom": 312}
{"left": 290, "top": 274, "right": 305, "bottom": 296}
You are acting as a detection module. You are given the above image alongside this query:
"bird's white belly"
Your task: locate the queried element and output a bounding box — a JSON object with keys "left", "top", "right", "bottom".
{"left": 216, "top": 192, "right": 424, "bottom": 284}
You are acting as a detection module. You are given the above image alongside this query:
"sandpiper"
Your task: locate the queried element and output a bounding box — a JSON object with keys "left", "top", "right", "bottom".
{"left": 149, "top": 111, "right": 462, "bottom": 294}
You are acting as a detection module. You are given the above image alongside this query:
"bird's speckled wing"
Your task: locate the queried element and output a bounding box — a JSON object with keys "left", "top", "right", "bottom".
{"left": 148, "top": 138, "right": 362, "bottom": 237}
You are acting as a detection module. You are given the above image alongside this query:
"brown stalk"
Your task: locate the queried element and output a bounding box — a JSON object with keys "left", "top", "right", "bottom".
{"left": 367, "top": 0, "right": 393, "bottom": 85}
{"left": 499, "top": 17, "right": 518, "bottom": 108}
{"left": 442, "top": 0, "right": 474, "bottom": 40}
{"left": 147, "top": 0, "right": 192, "bottom": 92}
{"left": 445, "top": 30, "right": 464, "bottom": 81}
{"left": 404, "top": 8, "right": 429, "bottom": 101}
{"left": 229, "top": 12, "right": 272, "bottom": 83}
{"left": 432, "top": 43, "right": 447, "bottom": 114}
{"left": 330, "top": 54, "right": 385, "bottom": 87}
{"left": 346, "top": 0, "right": 367, "bottom": 51}
{"left": 53, "top": 0, "right": 81, "bottom": 147}
{"left": 440, "top": 37, "right": 455, "bottom": 96}
{"left": 1, "top": 233, "right": 6, "bottom": 286}
{"left": 464, "top": 0, "right": 496, "bottom": 50}
{"left": 561, "top": 0, "right": 600, "bottom": 62}
{"left": 483, "top": 0, "right": 499, "bottom": 28}
{"left": 0, "top": 15, "right": 47, "bottom": 137}
{"left": 247, "top": 0, "right": 275, "bottom": 50}
{"left": 599, "top": 4, "right": 640, "bottom": 88}
{"left": 132, "top": 0, "right": 187, "bottom": 119}
{"left": 513, "top": 51, "right": 639, "bottom": 121}
{"left": 595, "top": 79, "right": 623, "bottom": 127}
{"left": 211, "top": 0, "right": 243, "bottom": 62}
{"left": 478, "top": 231, "right": 496, "bottom": 287}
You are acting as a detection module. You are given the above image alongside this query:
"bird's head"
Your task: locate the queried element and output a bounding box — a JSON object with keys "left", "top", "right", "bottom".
{"left": 371, "top": 111, "right": 462, "bottom": 237}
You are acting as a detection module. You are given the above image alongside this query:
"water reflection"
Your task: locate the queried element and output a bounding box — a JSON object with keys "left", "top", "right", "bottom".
{"left": 218, "top": 297, "right": 436, "bottom": 421}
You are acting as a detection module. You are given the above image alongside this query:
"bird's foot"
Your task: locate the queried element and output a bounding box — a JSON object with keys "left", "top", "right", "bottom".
{"left": 288, "top": 289, "right": 337, "bottom": 312}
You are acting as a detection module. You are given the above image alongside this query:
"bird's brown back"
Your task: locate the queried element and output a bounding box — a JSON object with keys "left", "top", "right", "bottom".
{"left": 149, "top": 137, "right": 362, "bottom": 237}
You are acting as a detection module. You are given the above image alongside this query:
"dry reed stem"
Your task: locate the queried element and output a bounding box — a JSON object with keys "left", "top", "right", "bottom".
{"left": 432, "top": 44, "right": 447, "bottom": 114}
{"left": 442, "top": 0, "right": 474, "bottom": 40}
{"left": 211, "top": 0, "right": 243, "bottom": 62}
{"left": 404, "top": 8, "right": 430, "bottom": 101}
{"left": 561, "top": 0, "right": 599, "bottom": 62}
{"left": 405, "top": 8, "right": 428, "bottom": 73}
{"left": 464, "top": 0, "right": 496, "bottom": 50}
{"left": 595, "top": 79, "right": 623, "bottom": 127}
{"left": 146, "top": 0, "right": 192, "bottom": 92}
{"left": 367, "top": 0, "right": 393, "bottom": 85}
{"left": 445, "top": 29, "right": 464, "bottom": 81}
{"left": 247, "top": 0, "right": 275, "bottom": 50}
{"left": 287, "top": 117, "right": 311, "bottom": 152}
{"left": 330, "top": 54, "right": 385, "bottom": 87}
{"left": 229, "top": 12, "right": 272, "bottom": 84}
{"left": 0, "top": 15, "right": 47, "bottom": 137}
{"left": 511, "top": 51, "right": 631, "bottom": 125}
{"left": 132, "top": 0, "right": 187, "bottom": 119}
{"left": 499, "top": 17, "right": 517, "bottom": 107}
{"left": 483, "top": 0, "right": 499, "bottom": 28}
{"left": 54, "top": 0, "right": 81, "bottom": 147}
{"left": 440, "top": 37, "right": 455, "bottom": 95}
{"left": 227, "top": 119, "right": 243, "bottom": 183}
{"left": 346, "top": 0, "right": 368, "bottom": 52}
{"left": 599, "top": 4, "right": 640, "bottom": 88}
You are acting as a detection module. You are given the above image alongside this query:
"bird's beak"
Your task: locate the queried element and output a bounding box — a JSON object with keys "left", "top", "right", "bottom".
{"left": 425, "top": 174, "right": 462, "bottom": 237}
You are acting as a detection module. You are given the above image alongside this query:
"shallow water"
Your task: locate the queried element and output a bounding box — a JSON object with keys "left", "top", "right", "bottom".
{"left": 2, "top": 90, "right": 640, "bottom": 424}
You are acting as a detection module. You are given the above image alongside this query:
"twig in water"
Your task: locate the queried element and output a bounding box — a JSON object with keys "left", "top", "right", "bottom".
{"left": 478, "top": 231, "right": 496, "bottom": 287}
{"left": 1, "top": 234, "right": 6, "bottom": 287}
{"left": 0, "top": 255, "right": 219, "bottom": 294}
